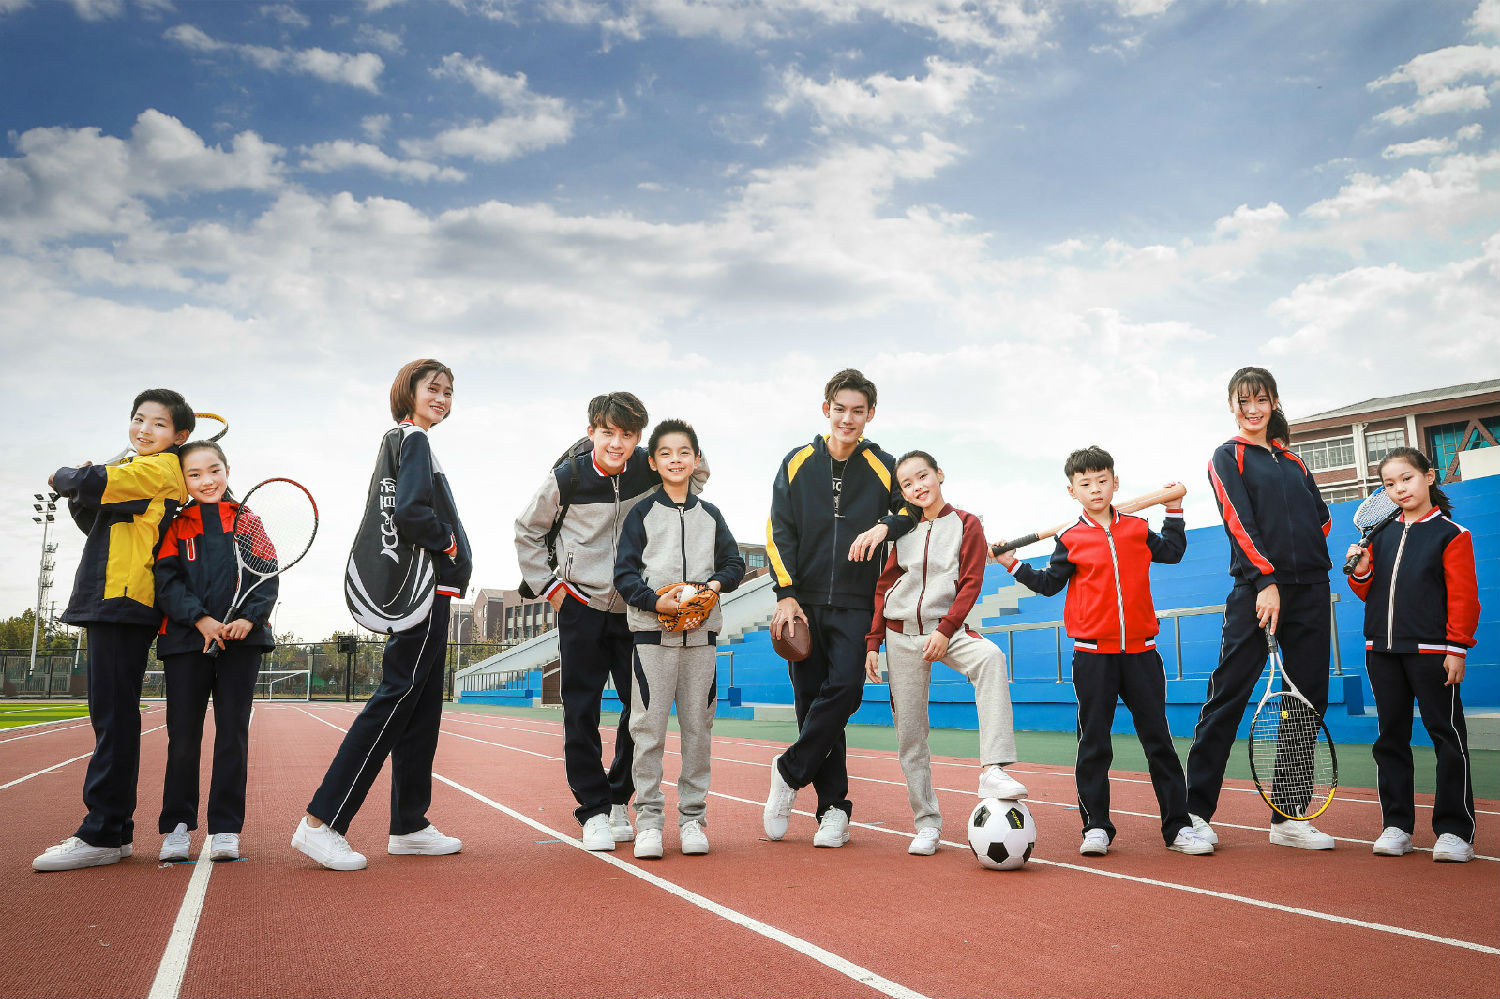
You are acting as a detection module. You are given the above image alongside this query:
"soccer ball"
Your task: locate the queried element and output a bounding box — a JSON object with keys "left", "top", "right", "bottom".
{"left": 967, "top": 797, "right": 1036, "bottom": 870}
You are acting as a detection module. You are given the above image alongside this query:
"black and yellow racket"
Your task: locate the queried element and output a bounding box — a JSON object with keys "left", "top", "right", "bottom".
{"left": 1248, "top": 630, "right": 1338, "bottom": 820}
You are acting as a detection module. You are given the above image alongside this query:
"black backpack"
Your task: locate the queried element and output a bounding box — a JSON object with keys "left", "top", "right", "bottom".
{"left": 518, "top": 436, "right": 592, "bottom": 599}
{"left": 345, "top": 427, "right": 435, "bottom": 633}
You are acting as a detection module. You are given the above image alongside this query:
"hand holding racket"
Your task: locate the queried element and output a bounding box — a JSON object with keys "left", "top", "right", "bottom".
{"left": 1342, "top": 488, "right": 1400, "bottom": 575}
{"left": 1249, "top": 629, "right": 1338, "bottom": 820}
{"left": 991, "top": 482, "right": 1187, "bottom": 557}
{"left": 206, "top": 477, "right": 318, "bottom": 658}
{"left": 104, "top": 412, "right": 228, "bottom": 466}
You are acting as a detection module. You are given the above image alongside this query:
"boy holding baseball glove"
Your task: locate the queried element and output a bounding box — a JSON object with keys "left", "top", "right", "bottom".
{"left": 614, "top": 419, "right": 745, "bottom": 859}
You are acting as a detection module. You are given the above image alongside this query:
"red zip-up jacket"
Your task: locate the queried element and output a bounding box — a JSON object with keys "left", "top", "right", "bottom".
{"left": 1006, "top": 507, "right": 1186, "bottom": 654}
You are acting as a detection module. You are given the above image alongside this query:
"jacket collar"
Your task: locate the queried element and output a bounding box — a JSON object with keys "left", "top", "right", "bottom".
{"left": 816, "top": 434, "right": 873, "bottom": 460}
{"left": 1074, "top": 507, "right": 1121, "bottom": 530}
{"left": 649, "top": 487, "right": 697, "bottom": 510}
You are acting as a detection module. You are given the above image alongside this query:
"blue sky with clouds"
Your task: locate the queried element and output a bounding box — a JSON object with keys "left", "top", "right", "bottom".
{"left": 2, "top": 0, "right": 1497, "bottom": 638}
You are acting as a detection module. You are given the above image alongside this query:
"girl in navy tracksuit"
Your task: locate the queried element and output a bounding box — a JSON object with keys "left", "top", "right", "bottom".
{"left": 294, "top": 359, "right": 472, "bottom": 871}
{"left": 1348, "top": 447, "right": 1480, "bottom": 863}
{"left": 154, "top": 441, "right": 276, "bottom": 863}
{"left": 1186, "top": 366, "right": 1336, "bottom": 850}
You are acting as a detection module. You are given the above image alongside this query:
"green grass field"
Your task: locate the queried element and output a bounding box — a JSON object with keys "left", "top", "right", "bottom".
{"left": 0, "top": 702, "right": 91, "bottom": 729}
{"left": 448, "top": 702, "right": 1500, "bottom": 800}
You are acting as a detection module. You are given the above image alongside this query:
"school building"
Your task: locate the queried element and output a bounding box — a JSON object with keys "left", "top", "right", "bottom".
{"left": 1286, "top": 379, "right": 1500, "bottom": 504}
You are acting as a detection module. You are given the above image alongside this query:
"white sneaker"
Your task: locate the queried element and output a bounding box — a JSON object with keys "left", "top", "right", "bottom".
{"left": 679, "top": 820, "right": 709, "bottom": 856}
{"left": 32, "top": 836, "right": 124, "bottom": 872}
{"left": 388, "top": 824, "right": 462, "bottom": 856}
{"left": 1188, "top": 813, "right": 1219, "bottom": 846}
{"left": 1372, "top": 827, "right": 1413, "bottom": 857}
{"left": 581, "top": 813, "right": 616, "bottom": 852}
{"left": 159, "top": 822, "right": 191, "bottom": 862}
{"left": 609, "top": 804, "right": 635, "bottom": 843}
{"left": 977, "top": 765, "right": 1028, "bottom": 800}
{"left": 908, "top": 827, "right": 941, "bottom": 856}
{"left": 812, "top": 808, "right": 850, "bottom": 848}
{"left": 209, "top": 833, "right": 240, "bottom": 861}
{"left": 634, "top": 828, "right": 663, "bottom": 860}
{"left": 1432, "top": 833, "right": 1475, "bottom": 863}
{"left": 1079, "top": 829, "right": 1110, "bottom": 856}
{"left": 1169, "top": 827, "right": 1214, "bottom": 856}
{"left": 1269, "top": 819, "right": 1335, "bottom": 850}
{"left": 763, "top": 754, "right": 797, "bottom": 841}
{"left": 120, "top": 844, "right": 133, "bottom": 858}
{"left": 291, "top": 818, "right": 367, "bottom": 871}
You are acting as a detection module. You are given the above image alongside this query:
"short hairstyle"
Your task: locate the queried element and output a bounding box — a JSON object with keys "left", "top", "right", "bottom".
{"left": 132, "top": 389, "right": 194, "bottom": 436}
{"left": 390, "top": 359, "right": 454, "bottom": 422}
{"left": 895, "top": 449, "right": 939, "bottom": 477}
{"left": 824, "top": 368, "right": 877, "bottom": 410}
{"left": 1064, "top": 445, "right": 1115, "bottom": 479}
{"left": 179, "top": 440, "right": 234, "bottom": 501}
{"left": 648, "top": 418, "right": 699, "bottom": 456}
{"left": 588, "top": 391, "right": 648, "bottom": 433}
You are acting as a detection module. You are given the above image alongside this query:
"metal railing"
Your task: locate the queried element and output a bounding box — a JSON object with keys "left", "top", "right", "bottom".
{"left": 974, "top": 593, "right": 1343, "bottom": 682}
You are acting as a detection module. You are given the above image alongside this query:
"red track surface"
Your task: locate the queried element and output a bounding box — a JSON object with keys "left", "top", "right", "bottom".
{"left": 3, "top": 703, "right": 1495, "bottom": 999}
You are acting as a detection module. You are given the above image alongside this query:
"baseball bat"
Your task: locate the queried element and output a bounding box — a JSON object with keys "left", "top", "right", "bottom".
{"left": 989, "top": 483, "right": 1187, "bottom": 556}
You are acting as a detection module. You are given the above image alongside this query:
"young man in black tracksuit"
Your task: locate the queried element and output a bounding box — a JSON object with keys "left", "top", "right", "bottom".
{"left": 763, "top": 369, "right": 915, "bottom": 848}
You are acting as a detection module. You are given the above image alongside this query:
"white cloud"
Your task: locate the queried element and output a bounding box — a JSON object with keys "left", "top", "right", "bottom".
{"left": 260, "top": 3, "right": 311, "bottom": 28}
{"left": 1304, "top": 150, "right": 1500, "bottom": 220}
{"left": 0, "top": 109, "right": 284, "bottom": 242}
{"left": 401, "top": 54, "right": 575, "bottom": 162}
{"left": 1381, "top": 136, "right": 1457, "bottom": 158}
{"left": 1457, "top": 122, "right": 1484, "bottom": 140}
{"left": 165, "top": 23, "right": 385, "bottom": 92}
{"left": 1213, "top": 202, "right": 1288, "bottom": 238}
{"left": 772, "top": 57, "right": 988, "bottom": 129}
{"left": 1374, "top": 84, "right": 1490, "bottom": 125}
{"left": 1370, "top": 43, "right": 1500, "bottom": 94}
{"left": 300, "top": 140, "right": 467, "bottom": 182}
{"left": 1475, "top": 0, "right": 1500, "bottom": 37}
{"left": 361, "top": 113, "right": 391, "bottom": 140}
{"left": 353, "top": 23, "right": 404, "bottom": 53}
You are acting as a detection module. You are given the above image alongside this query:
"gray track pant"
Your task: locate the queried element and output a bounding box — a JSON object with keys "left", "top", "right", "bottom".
{"left": 886, "top": 628, "right": 1016, "bottom": 832}
{"left": 629, "top": 643, "right": 716, "bottom": 832}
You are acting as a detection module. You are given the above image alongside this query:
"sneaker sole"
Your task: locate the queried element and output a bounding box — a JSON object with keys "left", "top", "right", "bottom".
{"left": 681, "top": 844, "right": 709, "bottom": 856}
{"left": 210, "top": 851, "right": 240, "bottom": 862}
{"left": 32, "top": 851, "right": 123, "bottom": 872}
{"left": 1268, "top": 835, "right": 1335, "bottom": 850}
{"left": 1169, "top": 844, "right": 1214, "bottom": 856}
{"left": 1372, "top": 844, "right": 1413, "bottom": 857}
{"left": 291, "top": 829, "right": 368, "bottom": 871}
{"left": 1433, "top": 852, "right": 1474, "bottom": 863}
{"left": 159, "top": 850, "right": 191, "bottom": 862}
{"left": 1079, "top": 845, "right": 1108, "bottom": 857}
{"left": 813, "top": 836, "right": 849, "bottom": 848}
{"left": 387, "top": 843, "right": 462, "bottom": 856}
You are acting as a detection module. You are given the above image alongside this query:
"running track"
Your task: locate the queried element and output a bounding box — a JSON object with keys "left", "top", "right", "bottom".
{"left": 2, "top": 703, "right": 1495, "bottom": 998}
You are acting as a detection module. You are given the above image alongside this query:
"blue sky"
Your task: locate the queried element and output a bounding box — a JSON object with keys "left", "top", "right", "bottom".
{"left": 2, "top": 0, "right": 1497, "bottom": 639}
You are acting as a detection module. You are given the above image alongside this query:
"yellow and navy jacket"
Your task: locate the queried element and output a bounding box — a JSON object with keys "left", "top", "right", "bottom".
{"left": 53, "top": 448, "right": 189, "bottom": 626}
{"left": 1349, "top": 507, "right": 1480, "bottom": 659}
{"left": 766, "top": 435, "right": 915, "bottom": 611}
{"left": 155, "top": 501, "right": 277, "bottom": 657}
{"left": 1208, "top": 435, "right": 1331, "bottom": 591}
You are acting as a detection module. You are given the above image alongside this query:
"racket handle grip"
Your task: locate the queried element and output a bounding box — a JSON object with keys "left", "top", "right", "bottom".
{"left": 991, "top": 532, "right": 1041, "bottom": 556}
{"left": 1341, "top": 542, "right": 1367, "bottom": 576}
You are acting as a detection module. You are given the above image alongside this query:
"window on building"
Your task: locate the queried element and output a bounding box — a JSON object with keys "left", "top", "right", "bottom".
{"left": 1427, "top": 417, "right": 1500, "bottom": 481}
{"left": 1290, "top": 436, "right": 1356, "bottom": 472}
{"left": 1363, "top": 428, "right": 1406, "bottom": 464}
{"left": 1319, "top": 485, "right": 1365, "bottom": 505}
{"left": 745, "top": 551, "right": 767, "bottom": 569}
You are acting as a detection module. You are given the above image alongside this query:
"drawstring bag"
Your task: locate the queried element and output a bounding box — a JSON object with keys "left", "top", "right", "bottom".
{"left": 344, "top": 427, "right": 434, "bottom": 633}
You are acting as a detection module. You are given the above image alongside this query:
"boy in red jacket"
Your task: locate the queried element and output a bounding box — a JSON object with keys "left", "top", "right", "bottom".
{"left": 996, "top": 446, "right": 1211, "bottom": 857}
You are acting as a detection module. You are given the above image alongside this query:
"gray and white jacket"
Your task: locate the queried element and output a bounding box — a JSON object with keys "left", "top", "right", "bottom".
{"left": 515, "top": 447, "right": 708, "bottom": 613}
{"left": 614, "top": 490, "right": 745, "bottom": 646}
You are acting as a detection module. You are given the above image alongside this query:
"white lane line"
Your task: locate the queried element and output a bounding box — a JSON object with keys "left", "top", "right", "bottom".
{"left": 435, "top": 773, "right": 932, "bottom": 999}
{"left": 432, "top": 715, "right": 1500, "bottom": 953}
{"left": 0, "top": 721, "right": 93, "bottom": 742}
{"left": 0, "top": 724, "right": 167, "bottom": 790}
{"left": 147, "top": 841, "right": 215, "bottom": 999}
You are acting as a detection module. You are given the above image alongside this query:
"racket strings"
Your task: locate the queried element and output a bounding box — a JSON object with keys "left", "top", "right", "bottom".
{"left": 1351, "top": 491, "right": 1398, "bottom": 531}
{"left": 1249, "top": 694, "right": 1335, "bottom": 819}
{"left": 233, "top": 483, "right": 317, "bottom": 577}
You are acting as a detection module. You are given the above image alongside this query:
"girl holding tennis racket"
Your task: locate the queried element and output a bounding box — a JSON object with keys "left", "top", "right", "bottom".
{"left": 1185, "top": 366, "right": 1337, "bottom": 850}
{"left": 154, "top": 441, "right": 277, "bottom": 863}
{"left": 294, "top": 359, "right": 471, "bottom": 871}
{"left": 1347, "top": 447, "right": 1480, "bottom": 863}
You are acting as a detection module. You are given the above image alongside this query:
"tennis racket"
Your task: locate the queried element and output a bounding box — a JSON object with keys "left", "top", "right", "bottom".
{"left": 104, "top": 412, "right": 229, "bottom": 466}
{"left": 1248, "top": 630, "right": 1338, "bottom": 820}
{"left": 206, "top": 477, "right": 319, "bottom": 658}
{"left": 990, "top": 483, "right": 1187, "bottom": 556}
{"left": 1341, "top": 488, "right": 1400, "bottom": 575}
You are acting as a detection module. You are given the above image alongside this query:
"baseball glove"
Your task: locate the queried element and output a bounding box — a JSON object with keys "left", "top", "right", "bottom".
{"left": 655, "top": 582, "right": 719, "bottom": 632}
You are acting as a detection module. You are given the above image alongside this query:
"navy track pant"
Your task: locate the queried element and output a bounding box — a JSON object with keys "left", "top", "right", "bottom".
{"left": 75, "top": 622, "right": 157, "bottom": 848}
{"left": 308, "top": 596, "right": 449, "bottom": 836}
{"left": 1367, "top": 651, "right": 1475, "bottom": 841}
{"left": 158, "top": 645, "right": 261, "bottom": 835}
{"left": 558, "top": 599, "right": 634, "bottom": 826}
{"left": 778, "top": 605, "right": 868, "bottom": 820}
{"left": 1186, "top": 580, "right": 1329, "bottom": 824}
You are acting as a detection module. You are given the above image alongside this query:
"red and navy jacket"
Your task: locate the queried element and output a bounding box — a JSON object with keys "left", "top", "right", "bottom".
{"left": 1005, "top": 507, "right": 1185, "bottom": 654}
{"left": 1348, "top": 508, "right": 1480, "bottom": 659}
{"left": 1208, "top": 436, "right": 1330, "bottom": 591}
{"left": 867, "top": 504, "right": 988, "bottom": 651}
{"left": 154, "top": 502, "right": 277, "bottom": 657}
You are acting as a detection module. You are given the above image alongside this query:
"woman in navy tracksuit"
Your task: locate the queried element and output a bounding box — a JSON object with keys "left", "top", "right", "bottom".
{"left": 1186, "top": 366, "right": 1336, "bottom": 850}
{"left": 1348, "top": 447, "right": 1480, "bottom": 863}
{"left": 293, "top": 359, "right": 472, "bottom": 871}
{"left": 154, "top": 441, "right": 276, "bottom": 863}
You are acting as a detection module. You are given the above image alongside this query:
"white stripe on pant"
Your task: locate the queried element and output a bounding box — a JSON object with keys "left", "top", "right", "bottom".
{"left": 885, "top": 628, "right": 1016, "bottom": 833}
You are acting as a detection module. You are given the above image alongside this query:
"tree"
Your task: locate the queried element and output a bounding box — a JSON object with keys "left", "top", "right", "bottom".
{"left": 0, "top": 610, "right": 76, "bottom": 653}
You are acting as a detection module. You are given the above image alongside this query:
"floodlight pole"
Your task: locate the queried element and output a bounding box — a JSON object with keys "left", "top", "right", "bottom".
{"left": 29, "top": 493, "right": 59, "bottom": 677}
